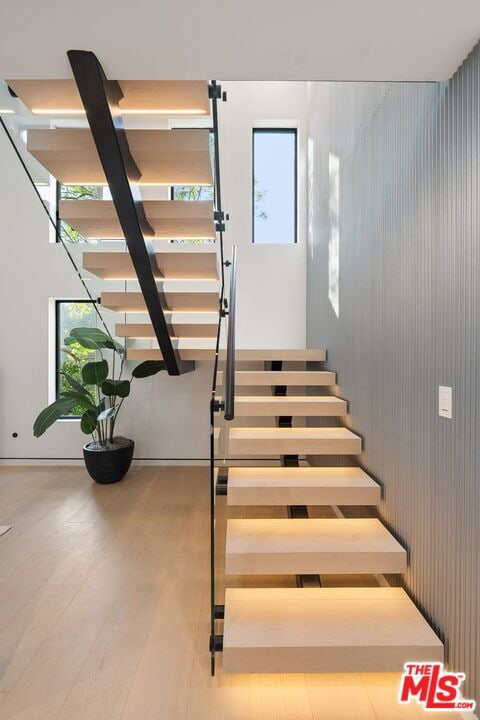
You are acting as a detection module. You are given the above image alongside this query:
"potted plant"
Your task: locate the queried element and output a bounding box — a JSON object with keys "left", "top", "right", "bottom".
{"left": 33, "top": 326, "right": 165, "bottom": 483}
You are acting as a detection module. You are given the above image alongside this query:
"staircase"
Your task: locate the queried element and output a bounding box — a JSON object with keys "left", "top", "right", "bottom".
{"left": 213, "top": 352, "right": 443, "bottom": 674}
{"left": 9, "top": 60, "right": 444, "bottom": 678}
{"left": 10, "top": 64, "right": 223, "bottom": 367}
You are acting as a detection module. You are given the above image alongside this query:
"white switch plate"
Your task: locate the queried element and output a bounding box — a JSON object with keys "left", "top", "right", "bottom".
{"left": 438, "top": 385, "right": 452, "bottom": 419}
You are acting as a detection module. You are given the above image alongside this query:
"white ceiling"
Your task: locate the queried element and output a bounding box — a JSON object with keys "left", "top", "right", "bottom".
{"left": 1, "top": 0, "right": 479, "bottom": 81}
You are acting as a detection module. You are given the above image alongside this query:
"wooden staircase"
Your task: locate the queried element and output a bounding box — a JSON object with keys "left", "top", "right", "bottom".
{"left": 216, "top": 351, "right": 443, "bottom": 673}
{"left": 13, "top": 74, "right": 221, "bottom": 364}
{"left": 12, "top": 69, "right": 444, "bottom": 676}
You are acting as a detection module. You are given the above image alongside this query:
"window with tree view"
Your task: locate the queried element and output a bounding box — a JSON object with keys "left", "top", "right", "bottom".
{"left": 252, "top": 129, "right": 297, "bottom": 244}
{"left": 56, "top": 301, "right": 97, "bottom": 417}
{"left": 171, "top": 130, "right": 215, "bottom": 242}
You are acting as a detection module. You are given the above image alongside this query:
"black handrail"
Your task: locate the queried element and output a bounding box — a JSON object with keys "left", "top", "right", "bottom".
{"left": 224, "top": 246, "right": 236, "bottom": 421}
{"left": 67, "top": 49, "right": 193, "bottom": 376}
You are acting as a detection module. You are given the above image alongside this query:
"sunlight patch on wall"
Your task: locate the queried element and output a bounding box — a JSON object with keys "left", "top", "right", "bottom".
{"left": 328, "top": 152, "right": 340, "bottom": 318}
{"left": 308, "top": 137, "right": 315, "bottom": 260}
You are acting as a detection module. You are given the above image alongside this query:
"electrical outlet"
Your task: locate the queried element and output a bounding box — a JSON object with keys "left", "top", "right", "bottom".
{"left": 438, "top": 386, "right": 452, "bottom": 419}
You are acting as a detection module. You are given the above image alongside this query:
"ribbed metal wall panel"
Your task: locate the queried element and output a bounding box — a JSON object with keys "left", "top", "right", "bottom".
{"left": 306, "top": 45, "right": 480, "bottom": 702}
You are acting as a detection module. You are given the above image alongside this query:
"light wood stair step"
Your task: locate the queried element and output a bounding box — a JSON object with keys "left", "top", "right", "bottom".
{"left": 27, "top": 128, "right": 212, "bottom": 185}
{"left": 218, "top": 370, "right": 336, "bottom": 386}
{"left": 101, "top": 289, "right": 220, "bottom": 313}
{"left": 225, "top": 518, "right": 406, "bottom": 575}
{"left": 83, "top": 247, "right": 219, "bottom": 280}
{"left": 232, "top": 395, "right": 347, "bottom": 417}
{"left": 228, "top": 427, "right": 361, "bottom": 455}
{"left": 126, "top": 346, "right": 214, "bottom": 361}
{"left": 227, "top": 466, "right": 381, "bottom": 506}
{"left": 9, "top": 80, "right": 210, "bottom": 115}
{"left": 116, "top": 314, "right": 218, "bottom": 339}
{"left": 223, "top": 587, "right": 443, "bottom": 673}
{"left": 221, "top": 349, "right": 327, "bottom": 362}
{"left": 59, "top": 199, "right": 215, "bottom": 240}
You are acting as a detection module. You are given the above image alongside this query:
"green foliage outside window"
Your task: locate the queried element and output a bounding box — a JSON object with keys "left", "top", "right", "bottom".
{"left": 253, "top": 177, "right": 268, "bottom": 220}
{"left": 57, "top": 302, "right": 97, "bottom": 416}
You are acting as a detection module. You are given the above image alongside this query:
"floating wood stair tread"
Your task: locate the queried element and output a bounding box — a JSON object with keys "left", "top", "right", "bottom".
{"left": 218, "top": 370, "right": 336, "bottom": 386}
{"left": 228, "top": 427, "right": 361, "bottom": 455}
{"left": 116, "top": 315, "right": 218, "bottom": 339}
{"left": 230, "top": 349, "right": 327, "bottom": 362}
{"left": 27, "top": 128, "right": 212, "bottom": 185}
{"left": 222, "top": 587, "right": 443, "bottom": 674}
{"left": 101, "top": 290, "right": 219, "bottom": 313}
{"left": 9, "top": 80, "right": 210, "bottom": 115}
{"left": 59, "top": 200, "right": 215, "bottom": 239}
{"left": 227, "top": 466, "right": 381, "bottom": 506}
{"left": 225, "top": 518, "right": 406, "bottom": 575}
{"left": 83, "top": 247, "right": 219, "bottom": 280}
{"left": 154, "top": 245, "right": 219, "bottom": 279}
{"left": 232, "top": 395, "right": 347, "bottom": 416}
{"left": 126, "top": 346, "right": 215, "bottom": 361}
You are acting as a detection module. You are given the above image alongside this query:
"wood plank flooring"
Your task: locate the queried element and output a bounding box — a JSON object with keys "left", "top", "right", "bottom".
{"left": 0, "top": 466, "right": 465, "bottom": 720}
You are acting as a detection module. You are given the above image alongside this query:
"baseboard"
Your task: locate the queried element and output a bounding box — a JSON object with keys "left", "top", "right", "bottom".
{"left": 0, "top": 458, "right": 210, "bottom": 467}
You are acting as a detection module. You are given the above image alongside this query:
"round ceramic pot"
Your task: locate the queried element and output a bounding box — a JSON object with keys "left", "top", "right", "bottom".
{"left": 83, "top": 438, "right": 134, "bottom": 484}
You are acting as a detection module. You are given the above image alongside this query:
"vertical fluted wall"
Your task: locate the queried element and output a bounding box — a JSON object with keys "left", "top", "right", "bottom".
{"left": 307, "top": 45, "right": 480, "bottom": 701}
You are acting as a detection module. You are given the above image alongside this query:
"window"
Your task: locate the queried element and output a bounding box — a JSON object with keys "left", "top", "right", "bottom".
{"left": 252, "top": 128, "right": 297, "bottom": 244}
{"left": 56, "top": 301, "right": 97, "bottom": 417}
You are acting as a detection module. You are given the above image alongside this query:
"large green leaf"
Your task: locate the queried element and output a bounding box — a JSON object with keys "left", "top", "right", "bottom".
{"left": 80, "top": 408, "right": 98, "bottom": 434}
{"left": 61, "top": 390, "right": 96, "bottom": 411}
{"left": 82, "top": 359, "right": 108, "bottom": 385}
{"left": 70, "top": 327, "right": 111, "bottom": 345}
{"left": 61, "top": 372, "right": 89, "bottom": 395}
{"left": 101, "top": 379, "right": 130, "bottom": 398}
{"left": 105, "top": 338, "right": 125, "bottom": 355}
{"left": 132, "top": 360, "right": 166, "bottom": 379}
{"left": 33, "top": 398, "right": 76, "bottom": 437}
{"left": 67, "top": 328, "right": 108, "bottom": 351}
{"left": 64, "top": 335, "right": 98, "bottom": 351}
{"left": 69, "top": 336, "right": 103, "bottom": 351}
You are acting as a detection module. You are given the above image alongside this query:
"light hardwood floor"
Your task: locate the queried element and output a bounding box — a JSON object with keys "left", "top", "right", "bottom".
{"left": 0, "top": 466, "right": 465, "bottom": 720}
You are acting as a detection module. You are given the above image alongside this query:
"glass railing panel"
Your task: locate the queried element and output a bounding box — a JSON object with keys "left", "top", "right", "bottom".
{"left": 0, "top": 108, "right": 115, "bottom": 343}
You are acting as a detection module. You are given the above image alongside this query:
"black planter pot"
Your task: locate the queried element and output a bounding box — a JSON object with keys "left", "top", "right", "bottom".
{"left": 83, "top": 438, "right": 134, "bottom": 484}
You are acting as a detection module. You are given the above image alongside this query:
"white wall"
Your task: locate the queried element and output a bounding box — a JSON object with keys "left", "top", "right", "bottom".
{"left": 0, "top": 81, "right": 308, "bottom": 460}
{"left": 221, "top": 82, "right": 307, "bottom": 349}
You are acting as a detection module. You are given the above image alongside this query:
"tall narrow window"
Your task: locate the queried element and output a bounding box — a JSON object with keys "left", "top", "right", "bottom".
{"left": 252, "top": 128, "right": 297, "bottom": 244}
{"left": 56, "top": 301, "right": 97, "bottom": 417}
